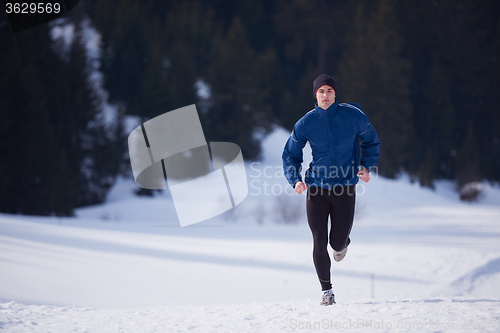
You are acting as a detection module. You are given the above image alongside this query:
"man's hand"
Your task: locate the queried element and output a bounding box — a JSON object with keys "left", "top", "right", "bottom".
{"left": 294, "top": 181, "right": 307, "bottom": 194}
{"left": 357, "top": 167, "right": 371, "bottom": 182}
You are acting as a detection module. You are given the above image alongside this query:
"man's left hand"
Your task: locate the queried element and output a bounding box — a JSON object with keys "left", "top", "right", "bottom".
{"left": 357, "top": 167, "right": 371, "bottom": 182}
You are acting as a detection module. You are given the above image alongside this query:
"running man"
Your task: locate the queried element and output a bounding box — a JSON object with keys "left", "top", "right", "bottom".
{"left": 282, "top": 74, "right": 380, "bottom": 305}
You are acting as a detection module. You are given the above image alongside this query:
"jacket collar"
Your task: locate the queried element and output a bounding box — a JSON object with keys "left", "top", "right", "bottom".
{"left": 315, "top": 101, "right": 339, "bottom": 117}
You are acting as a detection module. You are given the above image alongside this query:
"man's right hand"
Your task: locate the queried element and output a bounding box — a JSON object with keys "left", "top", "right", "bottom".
{"left": 294, "top": 181, "right": 307, "bottom": 194}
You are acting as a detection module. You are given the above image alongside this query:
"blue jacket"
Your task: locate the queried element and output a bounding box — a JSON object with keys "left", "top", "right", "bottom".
{"left": 282, "top": 101, "right": 380, "bottom": 189}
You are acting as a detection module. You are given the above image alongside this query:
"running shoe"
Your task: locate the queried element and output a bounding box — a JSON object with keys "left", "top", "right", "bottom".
{"left": 320, "top": 290, "right": 336, "bottom": 306}
{"left": 333, "top": 246, "right": 348, "bottom": 262}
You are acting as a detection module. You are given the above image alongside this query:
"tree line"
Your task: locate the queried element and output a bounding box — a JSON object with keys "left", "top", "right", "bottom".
{"left": 1, "top": 0, "right": 499, "bottom": 215}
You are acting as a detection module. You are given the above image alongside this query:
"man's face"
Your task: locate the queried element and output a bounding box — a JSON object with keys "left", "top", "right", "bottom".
{"left": 316, "top": 85, "right": 336, "bottom": 110}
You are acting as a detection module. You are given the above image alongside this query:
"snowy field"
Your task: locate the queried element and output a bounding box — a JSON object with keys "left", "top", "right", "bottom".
{"left": 1, "top": 127, "right": 500, "bottom": 332}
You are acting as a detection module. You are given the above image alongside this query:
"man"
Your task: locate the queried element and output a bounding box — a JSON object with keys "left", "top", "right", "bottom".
{"left": 282, "top": 74, "right": 380, "bottom": 306}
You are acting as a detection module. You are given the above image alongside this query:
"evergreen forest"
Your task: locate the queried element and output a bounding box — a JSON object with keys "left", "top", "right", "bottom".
{"left": 1, "top": 0, "right": 499, "bottom": 215}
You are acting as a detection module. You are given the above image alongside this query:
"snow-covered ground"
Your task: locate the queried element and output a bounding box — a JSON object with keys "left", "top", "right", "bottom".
{"left": 1, "top": 127, "right": 500, "bottom": 332}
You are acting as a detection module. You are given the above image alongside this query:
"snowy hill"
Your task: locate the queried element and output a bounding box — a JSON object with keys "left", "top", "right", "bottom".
{"left": 1, "top": 127, "right": 500, "bottom": 332}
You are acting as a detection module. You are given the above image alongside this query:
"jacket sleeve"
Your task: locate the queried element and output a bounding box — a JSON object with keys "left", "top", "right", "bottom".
{"left": 358, "top": 116, "right": 380, "bottom": 172}
{"left": 282, "top": 119, "right": 307, "bottom": 187}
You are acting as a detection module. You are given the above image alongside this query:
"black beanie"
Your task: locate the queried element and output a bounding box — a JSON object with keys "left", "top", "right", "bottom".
{"left": 313, "top": 74, "right": 338, "bottom": 97}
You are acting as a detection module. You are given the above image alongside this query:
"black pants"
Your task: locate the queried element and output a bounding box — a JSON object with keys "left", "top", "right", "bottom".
{"left": 306, "top": 185, "right": 356, "bottom": 291}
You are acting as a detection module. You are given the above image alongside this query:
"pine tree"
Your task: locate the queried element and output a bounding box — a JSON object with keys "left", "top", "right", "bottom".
{"left": 0, "top": 23, "right": 78, "bottom": 215}
{"left": 337, "top": 0, "right": 413, "bottom": 177}
{"left": 398, "top": 0, "right": 500, "bottom": 188}
{"left": 94, "top": 0, "right": 152, "bottom": 118}
{"left": 417, "top": 57, "right": 457, "bottom": 187}
{"left": 273, "top": 0, "right": 354, "bottom": 129}
{"left": 203, "top": 16, "right": 262, "bottom": 158}
{"left": 0, "top": 9, "right": 123, "bottom": 214}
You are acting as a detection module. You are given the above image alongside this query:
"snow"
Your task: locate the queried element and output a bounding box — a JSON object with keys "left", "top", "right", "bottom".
{"left": 48, "top": 18, "right": 75, "bottom": 61}
{"left": 2, "top": 298, "right": 499, "bottom": 332}
{"left": 195, "top": 78, "right": 211, "bottom": 100}
{"left": 1, "top": 127, "right": 500, "bottom": 332}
